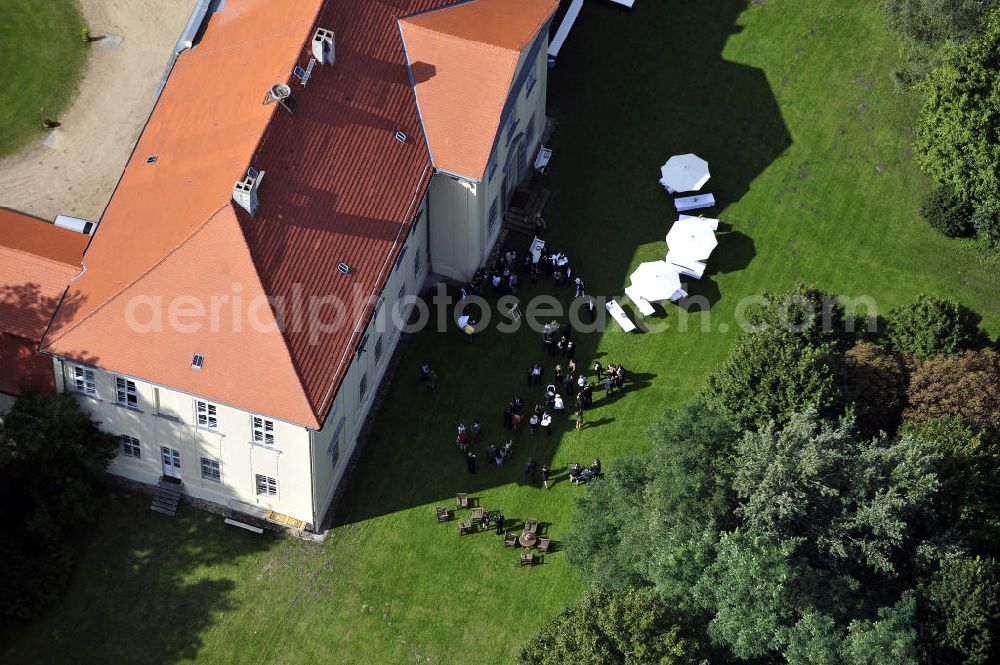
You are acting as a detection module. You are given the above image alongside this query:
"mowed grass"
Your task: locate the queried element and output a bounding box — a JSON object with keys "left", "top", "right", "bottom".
{"left": 3, "top": 1, "right": 999, "bottom": 664}
{"left": 0, "top": 0, "right": 88, "bottom": 158}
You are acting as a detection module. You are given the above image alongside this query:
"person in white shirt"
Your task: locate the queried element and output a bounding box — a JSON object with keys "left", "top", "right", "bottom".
{"left": 540, "top": 412, "right": 552, "bottom": 436}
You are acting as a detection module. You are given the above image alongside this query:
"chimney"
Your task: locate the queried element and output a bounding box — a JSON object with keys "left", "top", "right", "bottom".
{"left": 232, "top": 169, "right": 264, "bottom": 215}
{"left": 312, "top": 28, "right": 335, "bottom": 66}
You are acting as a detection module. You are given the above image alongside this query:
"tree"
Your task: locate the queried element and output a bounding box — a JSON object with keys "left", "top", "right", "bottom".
{"left": 884, "top": 294, "right": 979, "bottom": 359}
{"left": 742, "top": 285, "right": 857, "bottom": 351}
{"left": 915, "top": 9, "right": 1000, "bottom": 209}
{"left": 842, "top": 341, "right": 909, "bottom": 436}
{"left": 704, "top": 330, "right": 844, "bottom": 431}
{"left": 919, "top": 185, "right": 975, "bottom": 237}
{"left": 918, "top": 556, "right": 1000, "bottom": 664}
{"left": 904, "top": 348, "right": 1000, "bottom": 437}
{"left": 518, "top": 587, "right": 708, "bottom": 665}
{"left": 0, "top": 390, "right": 118, "bottom": 619}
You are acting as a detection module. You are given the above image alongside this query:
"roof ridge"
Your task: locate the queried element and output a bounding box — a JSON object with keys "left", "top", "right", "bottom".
{"left": 42, "top": 203, "right": 232, "bottom": 348}
{"left": 227, "top": 211, "right": 321, "bottom": 422}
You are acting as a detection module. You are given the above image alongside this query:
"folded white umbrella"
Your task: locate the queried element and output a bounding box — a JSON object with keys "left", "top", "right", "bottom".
{"left": 629, "top": 261, "right": 682, "bottom": 302}
{"left": 659, "top": 153, "right": 710, "bottom": 193}
{"left": 666, "top": 217, "right": 718, "bottom": 261}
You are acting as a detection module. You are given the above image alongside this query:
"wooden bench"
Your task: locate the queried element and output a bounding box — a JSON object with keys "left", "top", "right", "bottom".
{"left": 224, "top": 518, "right": 264, "bottom": 534}
{"left": 606, "top": 299, "right": 637, "bottom": 332}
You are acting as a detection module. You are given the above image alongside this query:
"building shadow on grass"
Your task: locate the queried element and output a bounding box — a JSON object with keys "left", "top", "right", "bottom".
{"left": 329, "top": 0, "right": 788, "bottom": 526}
{"left": 0, "top": 492, "right": 276, "bottom": 665}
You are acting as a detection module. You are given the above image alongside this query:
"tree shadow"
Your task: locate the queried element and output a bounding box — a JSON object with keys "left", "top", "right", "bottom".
{"left": 0, "top": 492, "right": 276, "bottom": 665}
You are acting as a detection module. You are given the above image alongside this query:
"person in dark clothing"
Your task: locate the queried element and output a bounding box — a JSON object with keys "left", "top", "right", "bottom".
{"left": 495, "top": 512, "right": 506, "bottom": 535}
{"left": 480, "top": 510, "right": 490, "bottom": 530}
{"left": 591, "top": 458, "right": 602, "bottom": 476}
{"left": 503, "top": 405, "right": 513, "bottom": 429}
{"left": 526, "top": 366, "right": 534, "bottom": 386}
{"left": 594, "top": 360, "right": 603, "bottom": 381}
{"left": 565, "top": 340, "right": 576, "bottom": 361}
{"left": 487, "top": 445, "right": 496, "bottom": 463}
{"left": 561, "top": 323, "right": 572, "bottom": 340}
{"left": 541, "top": 465, "right": 551, "bottom": 490}
{"left": 585, "top": 299, "right": 597, "bottom": 323}
{"left": 512, "top": 396, "right": 524, "bottom": 413}
{"left": 466, "top": 451, "right": 476, "bottom": 474}
{"left": 525, "top": 458, "right": 538, "bottom": 482}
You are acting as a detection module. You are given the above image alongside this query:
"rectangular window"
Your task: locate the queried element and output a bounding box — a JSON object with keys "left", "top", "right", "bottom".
{"left": 395, "top": 245, "right": 408, "bottom": 271}
{"left": 201, "top": 458, "right": 221, "bottom": 483}
{"left": 488, "top": 198, "right": 499, "bottom": 233}
{"left": 74, "top": 366, "right": 97, "bottom": 397}
{"left": 115, "top": 377, "right": 138, "bottom": 409}
{"left": 251, "top": 416, "right": 275, "bottom": 448}
{"left": 255, "top": 474, "right": 277, "bottom": 497}
{"left": 196, "top": 400, "right": 218, "bottom": 430}
{"left": 330, "top": 440, "right": 341, "bottom": 470}
{"left": 413, "top": 248, "right": 421, "bottom": 277}
{"left": 506, "top": 118, "right": 520, "bottom": 146}
{"left": 526, "top": 113, "right": 537, "bottom": 148}
{"left": 374, "top": 335, "right": 384, "bottom": 364}
{"left": 488, "top": 154, "right": 498, "bottom": 181}
{"left": 357, "top": 333, "right": 369, "bottom": 358}
{"left": 525, "top": 63, "right": 538, "bottom": 97}
{"left": 359, "top": 372, "right": 368, "bottom": 401}
{"left": 120, "top": 434, "right": 141, "bottom": 459}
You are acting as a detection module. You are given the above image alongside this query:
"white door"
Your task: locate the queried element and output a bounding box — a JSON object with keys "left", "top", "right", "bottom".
{"left": 161, "top": 446, "right": 182, "bottom": 479}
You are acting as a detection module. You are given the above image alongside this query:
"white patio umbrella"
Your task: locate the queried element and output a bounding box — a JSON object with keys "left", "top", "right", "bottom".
{"left": 659, "top": 153, "right": 710, "bottom": 193}
{"left": 629, "top": 261, "right": 682, "bottom": 302}
{"left": 666, "top": 217, "right": 718, "bottom": 261}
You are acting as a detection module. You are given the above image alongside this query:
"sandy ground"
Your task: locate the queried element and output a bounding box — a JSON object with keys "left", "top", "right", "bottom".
{"left": 0, "top": 0, "right": 195, "bottom": 222}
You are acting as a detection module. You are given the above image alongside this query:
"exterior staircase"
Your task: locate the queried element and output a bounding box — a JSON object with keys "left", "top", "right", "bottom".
{"left": 150, "top": 479, "right": 183, "bottom": 517}
{"left": 503, "top": 184, "right": 551, "bottom": 236}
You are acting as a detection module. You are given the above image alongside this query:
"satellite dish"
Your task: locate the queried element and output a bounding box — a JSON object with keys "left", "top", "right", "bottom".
{"left": 271, "top": 83, "right": 291, "bottom": 100}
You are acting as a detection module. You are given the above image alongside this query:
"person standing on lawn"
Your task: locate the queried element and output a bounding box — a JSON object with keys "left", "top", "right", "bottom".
{"left": 575, "top": 407, "right": 584, "bottom": 431}
{"left": 541, "top": 464, "right": 551, "bottom": 489}
{"left": 495, "top": 512, "right": 506, "bottom": 535}
{"left": 525, "top": 458, "right": 538, "bottom": 482}
{"left": 466, "top": 451, "right": 476, "bottom": 474}
{"left": 593, "top": 360, "right": 603, "bottom": 381}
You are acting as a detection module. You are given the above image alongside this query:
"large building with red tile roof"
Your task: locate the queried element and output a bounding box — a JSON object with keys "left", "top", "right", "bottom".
{"left": 0, "top": 208, "right": 88, "bottom": 409}
{"left": 34, "top": 0, "right": 555, "bottom": 529}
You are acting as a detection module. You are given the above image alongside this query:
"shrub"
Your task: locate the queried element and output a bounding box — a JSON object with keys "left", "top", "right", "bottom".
{"left": 972, "top": 203, "right": 1000, "bottom": 247}
{"left": 919, "top": 186, "right": 975, "bottom": 237}
{"left": 884, "top": 294, "right": 979, "bottom": 359}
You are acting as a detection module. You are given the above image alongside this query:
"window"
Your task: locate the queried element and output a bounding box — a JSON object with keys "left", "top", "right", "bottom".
{"left": 374, "top": 335, "right": 384, "bottom": 363}
{"left": 191, "top": 353, "right": 205, "bottom": 368}
{"left": 525, "top": 63, "right": 538, "bottom": 97}
{"left": 201, "top": 458, "right": 221, "bottom": 483}
{"left": 488, "top": 154, "right": 498, "bottom": 181}
{"left": 120, "top": 434, "right": 141, "bottom": 459}
{"left": 357, "top": 333, "right": 369, "bottom": 358}
{"left": 488, "top": 198, "right": 499, "bottom": 234}
{"left": 252, "top": 416, "right": 275, "bottom": 448}
{"left": 115, "top": 377, "right": 138, "bottom": 409}
{"left": 526, "top": 113, "right": 537, "bottom": 149}
{"left": 73, "top": 366, "right": 97, "bottom": 397}
{"left": 255, "top": 474, "right": 277, "bottom": 496}
{"left": 413, "top": 248, "right": 422, "bottom": 277}
{"left": 196, "top": 400, "right": 218, "bottom": 430}
{"left": 330, "top": 439, "right": 341, "bottom": 470}
{"left": 395, "top": 245, "right": 408, "bottom": 271}
{"left": 398, "top": 285, "right": 406, "bottom": 301}
{"left": 359, "top": 372, "right": 368, "bottom": 401}
{"left": 506, "top": 118, "right": 520, "bottom": 146}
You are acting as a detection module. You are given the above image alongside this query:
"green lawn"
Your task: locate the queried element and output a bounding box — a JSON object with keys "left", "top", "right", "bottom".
{"left": 0, "top": 0, "right": 88, "bottom": 158}
{"left": 3, "top": 1, "right": 999, "bottom": 664}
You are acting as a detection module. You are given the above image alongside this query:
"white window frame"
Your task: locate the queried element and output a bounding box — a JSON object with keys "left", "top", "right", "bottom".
{"left": 195, "top": 400, "right": 218, "bottom": 430}
{"left": 200, "top": 457, "right": 221, "bottom": 483}
{"left": 255, "top": 474, "right": 277, "bottom": 497}
{"left": 526, "top": 113, "right": 537, "bottom": 149}
{"left": 374, "top": 335, "right": 384, "bottom": 364}
{"left": 120, "top": 434, "right": 141, "bottom": 459}
{"left": 413, "top": 248, "right": 421, "bottom": 277}
{"left": 359, "top": 372, "right": 368, "bottom": 401}
{"left": 251, "top": 416, "right": 275, "bottom": 448}
{"left": 115, "top": 376, "right": 139, "bottom": 410}
{"left": 488, "top": 154, "right": 498, "bottom": 181}
{"left": 74, "top": 366, "right": 97, "bottom": 397}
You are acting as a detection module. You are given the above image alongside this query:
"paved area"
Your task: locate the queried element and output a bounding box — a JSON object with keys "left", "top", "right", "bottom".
{"left": 0, "top": 0, "right": 195, "bottom": 222}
